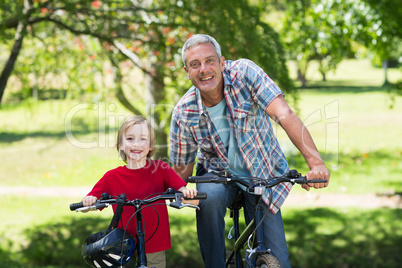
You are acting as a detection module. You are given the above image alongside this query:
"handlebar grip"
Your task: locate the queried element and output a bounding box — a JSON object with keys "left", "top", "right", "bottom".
{"left": 70, "top": 202, "right": 84, "bottom": 211}
{"left": 188, "top": 176, "right": 224, "bottom": 183}
{"left": 306, "top": 179, "right": 328, "bottom": 183}
{"left": 183, "top": 192, "right": 207, "bottom": 200}
{"left": 295, "top": 179, "right": 328, "bottom": 184}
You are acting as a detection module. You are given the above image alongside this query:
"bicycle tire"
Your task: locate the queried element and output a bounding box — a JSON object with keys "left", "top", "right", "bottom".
{"left": 255, "top": 254, "right": 280, "bottom": 268}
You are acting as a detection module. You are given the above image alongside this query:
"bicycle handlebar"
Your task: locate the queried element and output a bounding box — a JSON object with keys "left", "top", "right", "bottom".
{"left": 70, "top": 189, "right": 207, "bottom": 212}
{"left": 188, "top": 169, "right": 327, "bottom": 191}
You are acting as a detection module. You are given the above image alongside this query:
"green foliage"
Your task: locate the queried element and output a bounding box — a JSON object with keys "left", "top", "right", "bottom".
{"left": 385, "top": 79, "right": 402, "bottom": 109}
{"left": 279, "top": 0, "right": 401, "bottom": 86}
{"left": 1, "top": 0, "right": 297, "bottom": 158}
{"left": 281, "top": 0, "right": 358, "bottom": 85}
{"left": 284, "top": 208, "right": 402, "bottom": 267}
{"left": 2, "top": 0, "right": 294, "bottom": 98}
{"left": 288, "top": 149, "right": 402, "bottom": 195}
{"left": 168, "top": 214, "right": 204, "bottom": 267}
{"left": 19, "top": 217, "right": 107, "bottom": 267}
{"left": 0, "top": 246, "right": 19, "bottom": 267}
{"left": 9, "top": 32, "right": 106, "bottom": 102}
{"left": 1, "top": 208, "right": 400, "bottom": 267}
{"left": 360, "top": 0, "right": 402, "bottom": 62}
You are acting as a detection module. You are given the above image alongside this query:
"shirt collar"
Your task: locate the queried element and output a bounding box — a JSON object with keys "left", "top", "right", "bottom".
{"left": 195, "top": 87, "right": 207, "bottom": 117}
{"left": 223, "top": 69, "right": 233, "bottom": 89}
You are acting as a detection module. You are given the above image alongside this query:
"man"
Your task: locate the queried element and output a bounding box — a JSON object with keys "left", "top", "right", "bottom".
{"left": 170, "top": 34, "right": 330, "bottom": 268}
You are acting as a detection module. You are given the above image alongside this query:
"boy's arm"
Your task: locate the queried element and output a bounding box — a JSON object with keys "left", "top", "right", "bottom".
{"left": 173, "top": 162, "right": 195, "bottom": 183}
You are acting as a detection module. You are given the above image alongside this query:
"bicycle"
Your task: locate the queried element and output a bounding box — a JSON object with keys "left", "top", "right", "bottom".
{"left": 70, "top": 188, "right": 207, "bottom": 268}
{"left": 188, "top": 169, "right": 327, "bottom": 268}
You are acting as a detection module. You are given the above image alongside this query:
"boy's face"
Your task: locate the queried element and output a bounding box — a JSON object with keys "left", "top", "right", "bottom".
{"left": 122, "top": 122, "right": 151, "bottom": 164}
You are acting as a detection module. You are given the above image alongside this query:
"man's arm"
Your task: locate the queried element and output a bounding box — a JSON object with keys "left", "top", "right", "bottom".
{"left": 173, "top": 162, "right": 195, "bottom": 183}
{"left": 265, "top": 95, "right": 330, "bottom": 191}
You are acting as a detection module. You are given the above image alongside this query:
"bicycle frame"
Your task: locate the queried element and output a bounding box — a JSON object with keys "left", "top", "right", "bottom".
{"left": 226, "top": 193, "right": 270, "bottom": 268}
{"left": 188, "top": 169, "right": 327, "bottom": 268}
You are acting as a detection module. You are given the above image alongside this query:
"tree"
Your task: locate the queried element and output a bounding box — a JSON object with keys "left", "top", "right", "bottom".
{"left": 1, "top": 0, "right": 293, "bottom": 158}
{"left": 359, "top": 0, "right": 402, "bottom": 85}
{"left": 278, "top": 0, "right": 401, "bottom": 87}
{"left": 280, "top": 0, "right": 357, "bottom": 87}
{"left": 0, "top": 0, "right": 33, "bottom": 102}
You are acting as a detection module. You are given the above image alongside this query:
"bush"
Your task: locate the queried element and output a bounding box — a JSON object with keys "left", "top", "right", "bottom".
{"left": 20, "top": 217, "right": 108, "bottom": 267}
{"left": 0, "top": 208, "right": 400, "bottom": 267}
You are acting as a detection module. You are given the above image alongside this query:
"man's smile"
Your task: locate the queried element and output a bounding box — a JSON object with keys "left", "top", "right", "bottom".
{"left": 200, "top": 76, "right": 213, "bottom": 81}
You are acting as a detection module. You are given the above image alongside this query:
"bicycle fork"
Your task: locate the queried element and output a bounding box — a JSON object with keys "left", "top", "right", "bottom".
{"left": 134, "top": 203, "right": 147, "bottom": 267}
{"left": 248, "top": 199, "right": 272, "bottom": 263}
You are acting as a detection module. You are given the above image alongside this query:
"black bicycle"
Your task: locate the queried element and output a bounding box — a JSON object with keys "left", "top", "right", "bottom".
{"left": 70, "top": 188, "right": 207, "bottom": 268}
{"left": 188, "top": 169, "right": 327, "bottom": 268}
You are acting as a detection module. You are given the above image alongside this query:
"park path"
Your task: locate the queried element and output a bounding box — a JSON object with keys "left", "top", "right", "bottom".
{"left": 1, "top": 186, "right": 401, "bottom": 209}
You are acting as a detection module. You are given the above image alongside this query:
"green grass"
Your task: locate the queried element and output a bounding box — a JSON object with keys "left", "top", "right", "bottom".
{"left": 1, "top": 198, "right": 400, "bottom": 267}
{"left": 283, "top": 208, "right": 402, "bottom": 267}
{"left": 288, "top": 59, "right": 401, "bottom": 86}
{"left": 0, "top": 99, "right": 129, "bottom": 186}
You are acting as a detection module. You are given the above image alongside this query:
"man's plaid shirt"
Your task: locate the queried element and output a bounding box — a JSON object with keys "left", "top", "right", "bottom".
{"left": 170, "top": 59, "right": 292, "bottom": 214}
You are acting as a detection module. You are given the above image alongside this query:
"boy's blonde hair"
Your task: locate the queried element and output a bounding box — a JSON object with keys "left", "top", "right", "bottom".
{"left": 117, "top": 115, "right": 156, "bottom": 162}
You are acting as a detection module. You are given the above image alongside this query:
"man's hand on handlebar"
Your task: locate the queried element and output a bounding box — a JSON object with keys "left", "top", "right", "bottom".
{"left": 304, "top": 165, "right": 330, "bottom": 191}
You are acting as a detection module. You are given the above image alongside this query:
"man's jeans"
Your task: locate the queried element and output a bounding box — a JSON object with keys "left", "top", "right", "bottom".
{"left": 196, "top": 179, "right": 291, "bottom": 268}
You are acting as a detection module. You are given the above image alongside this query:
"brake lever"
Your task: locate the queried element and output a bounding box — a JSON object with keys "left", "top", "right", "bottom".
{"left": 169, "top": 193, "right": 201, "bottom": 210}
{"left": 169, "top": 202, "right": 200, "bottom": 210}
{"left": 75, "top": 203, "right": 110, "bottom": 212}
{"left": 181, "top": 204, "right": 200, "bottom": 211}
{"left": 169, "top": 193, "right": 184, "bottom": 209}
{"left": 76, "top": 206, "right": 97, "bottom": 213}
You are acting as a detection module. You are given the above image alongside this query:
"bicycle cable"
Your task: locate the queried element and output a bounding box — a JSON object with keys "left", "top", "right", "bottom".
{"left": 246, "top": 187, "right": 274, "bottom": 250}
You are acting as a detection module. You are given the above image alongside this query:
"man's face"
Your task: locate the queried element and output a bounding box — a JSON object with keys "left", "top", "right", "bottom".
{"left": 184, "top": 43, "right": 225, "bottom": 95}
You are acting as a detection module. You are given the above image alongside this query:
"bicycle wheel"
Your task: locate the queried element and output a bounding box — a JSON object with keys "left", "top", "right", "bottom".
{"left": 255, "top": 254, "right": 280, "bottom": 268}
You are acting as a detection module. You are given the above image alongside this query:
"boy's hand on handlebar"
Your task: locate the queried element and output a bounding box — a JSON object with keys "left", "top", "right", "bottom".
{"left": 304, "top": 165, "right": 330, "bottom": 191}
{"left": 178, "top": 186, "right": 200, "bottom": 206}
{"left": 82, "top": 196, "right": 97, "bottom": 207}
{"left": 178, "top": 186, "right": 198, "bottom": 198}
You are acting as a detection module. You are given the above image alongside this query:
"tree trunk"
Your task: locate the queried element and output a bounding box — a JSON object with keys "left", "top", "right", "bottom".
{"left": 0, "top": 22, "right": 26, "bottom": 104}
{"left": 108, "top": 54, "right": 143, "bottom": 115}
{"left": 382, "top": 59, "right": 389, "bottom": 86}
{"left": 108, "top": 46, "right": 168, "bottom": 159}
{"left": 297, "top": 68, "right": 307, "bottom": 88}
{"left": 145, "top": 64, "right": 168, "bottom": 160}
{"left": 321, "top": 70, "right": 326, "bottom": 81}
{"left": 0, "top": 0, "right": 32, "bottom": 105}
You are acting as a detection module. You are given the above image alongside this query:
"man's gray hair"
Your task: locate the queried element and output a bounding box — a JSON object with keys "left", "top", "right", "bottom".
{"left": 181, "top": 34, "right": 222, "bottom": 67}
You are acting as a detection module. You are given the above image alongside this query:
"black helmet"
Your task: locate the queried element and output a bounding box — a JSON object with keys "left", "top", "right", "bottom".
{"left": 82, "top": 228, "right": 136, "bottom": 267}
